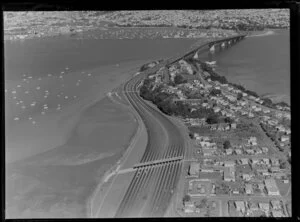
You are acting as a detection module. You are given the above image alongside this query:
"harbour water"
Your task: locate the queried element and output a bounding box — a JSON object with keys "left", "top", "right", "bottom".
{"left": 202, "top": 29, "right": 290, "bottom": 104}
{"left": 4, "top": 29, "right": 290, "bottom": 218}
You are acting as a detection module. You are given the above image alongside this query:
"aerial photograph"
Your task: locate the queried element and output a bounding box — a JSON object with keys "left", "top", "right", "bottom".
{"left": 4, "top": 9, "right": 291, "bottom": 218}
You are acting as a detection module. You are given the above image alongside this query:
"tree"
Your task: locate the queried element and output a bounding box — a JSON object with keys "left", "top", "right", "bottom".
{"left": 237, "top": 93, "right": 243, "bottom": 100}
{"left": 201, "top": 198, "right": 208, "bottom": 206}
{"left": 140, "top": 85, "right": 153, "bottom": 101}
{"left": 174, "top": 75, "right": 187, "bottom": 85}
{"left": 209, "top": 88, "right": 221, "bottom": 96}
{"left": 223, "top": 140, "right": 231, "bottom": 149}
{"left": 206, "top": 114, "right": 219, "bottom": 124}
{"left": 279, "top": 160, "right": 288, "bottom": 169}
{"left": 262, "top": 98, "right": 273, "bottom": 107}
{"left": 224, "top": 117, "right": 233, "bottom": 124}
{"left": 182, "top": 194, "right": 191, "bottom": 203}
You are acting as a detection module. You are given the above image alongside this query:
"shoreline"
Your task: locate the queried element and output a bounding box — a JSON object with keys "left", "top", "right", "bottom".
{"left": 4, "top": 26, "right": 288, "bottom": 42}
{"left": 87, "top": 79, "right": 149, "bottom": 218}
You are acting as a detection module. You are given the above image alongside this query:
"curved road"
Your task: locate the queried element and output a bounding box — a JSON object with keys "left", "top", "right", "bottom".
{"left": 114, "top": 72, "right": 185, "bottom": 218}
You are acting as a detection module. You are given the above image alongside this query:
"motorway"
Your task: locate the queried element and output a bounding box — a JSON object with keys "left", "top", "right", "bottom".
{"left": 113, "top": 71, "right": 185, "bottom": 218}
{"left": 93, "top": 34, "right": 247, "bottom": 218}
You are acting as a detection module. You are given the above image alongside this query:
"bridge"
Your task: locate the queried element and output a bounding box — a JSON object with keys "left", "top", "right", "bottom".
{"left": 133, "top": 156, "right": 183, "bottom": 169}
{"left": 134, "top": 34, "right": 247, "bottom": 78}
{"left": 188, "top": 34, "right": 246, "bottom": 60}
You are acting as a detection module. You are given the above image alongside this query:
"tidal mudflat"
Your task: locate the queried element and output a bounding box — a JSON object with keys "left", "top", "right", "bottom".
{"left": 5, "top": 61, "right": 142, "bottom": 218}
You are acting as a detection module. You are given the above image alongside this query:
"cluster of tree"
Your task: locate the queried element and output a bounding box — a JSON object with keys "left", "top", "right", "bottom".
{"left": 275, "top": 101, "right": 290, "bottom": 108}
{"left": 194, "top": 198, "right": 208, "bottom": 209}
{"left": 229, "top": 82, "right": 245, "bottom": 91}
{"left": 262, "top": 98, "right": 274, "bottom": 108}
{"left": 186, "top": 91, "right": 203, "bottom": 99}
{"left": 140, "top": 75, "right": 220, "bottom": 119}
{"left": 209, "top": 88, "right": 222, "bottom": 96}
{"left": 244, "top": 89, "right": 258, "bottom": 98}
{"left": 182, "top": 194, "right": 191, "bottom": 203}
{"left": 261, "top": 98, "right": 290, "bottom": 110}
{"left": 206, "top": 114, "right": 220, "bottom": 124}
{"left": 174, "top": 75, "right": 188, "bottom": 85}
{"left": 210, "top": 75, "right": 228, "bottom": 84}
{"left": 224, "top": 117, "right": 234, "bottom": 124}
{"left": 235, "top": 23, "right": 264, "bottom": 31}
{"left": 199, "top": 62, "right": 228, "bottom": 84}
{"left": 223, "top": 140, "right": 231, "bottom": 149}
{"left": 189, "top": 107, "right": 215, "bottom": 119}
{"left": 215, "top": 182, "right": 230, "bottom": 195}
{"left": 237, "top": 92, "right": 243, "bottom": 100}
{"left": 279, "top": 159, "right": 288, "bottom": 169}
{"left": 139, "top": 60, "right": 163, "bottom": 72}
{"left": 139, "top": 79, "right": 155, "bottom": 101}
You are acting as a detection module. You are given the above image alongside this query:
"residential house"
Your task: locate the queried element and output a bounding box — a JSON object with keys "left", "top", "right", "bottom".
{"left": 235, "top": 201, "right": 246, "bottom": 213}
{"left": 251, "top": 158, "right": 260, "bottom": 166}
{"left": 283, "top": 179, "right": 289, "bottom": 184}
{"left": 224, "top": 167, "right": 235, "bottom": 182}
{"left": 259, "top": 202, "right": 270, "bottom": 213}
{"left": 184, "top": 201, "right": 196, "bottom": 213}
{"left": 271, "top": 210, "right": 285, "bottom": 217}
{"left": 189, "top": 162, "right": 200, "bottom": 176}
{"left": 248, "top": 202, "right": 259, "bottom": 211}
{"left": 235, "top": 149, "right": 242, "bottom": 155}
{"left": 262, "top": 158, "right": 270, "bottom": 166}
{"left": 245, "top": 184, "right": 253, "bottom": 195}
{"left": 255, "top": 148, "right": 262, "bottom": 155}
{"left": 248, "top": 137, "right": 257, "bottom": 146}
{"left": 226, "top": 148, "right": 233, "bottom": 155}
{"left": 263, "top": 109, "right": 270, "bottom": 114}
{"left": 242, "top": 174, "right": 252, "bottom": 181}
{"left": 202, "top": 148, "right": 215, "bottom": 157}
{"left": 231, "top": 123, "right": 237, "bottom": 129}
{"left": 270, "top": 200, "right": 281, "bottom": 210}
{"left": 280, "top": 135, "right": 290, "bottom": 143}
{"left": 245, "top": 149, "right": 255, "bottom": 155}
{"left": 240, "top": 158, "right": 249, "bottom": 165}
{"left": 213, "top": 106, "right": 221, "bottom": 113}
{"left": 269, "top": 166, "right": 281, "bottom": 173}
{"left": 262, "top": 147, "right": 269, "bottom": 153}
{"left": 257, "top": 183, "right": 265, "bottom": 190}
{"left": 224, "top": 160, "right": 235, "bottom": 167}
{"left": 276, "top": 125, "right": 285, "bottom": 132}
{"left": 256, "top": 168, "right": 268, "bottom": 175}
{"left": 268, "top": 119, "right": 279, "bottom": 126}
{"left": 270, "top": 158, "right": 280, "bottom": 166}
{"left": 264, "top": 179, "right": 280, "bottom": 196}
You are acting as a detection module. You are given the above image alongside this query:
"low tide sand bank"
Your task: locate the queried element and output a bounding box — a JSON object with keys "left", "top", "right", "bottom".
{"left": 5, "top": 59, "right": 147, "bottom": 163}
{"left": 5, "top": 59, "right": 149, "bottom": 218}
